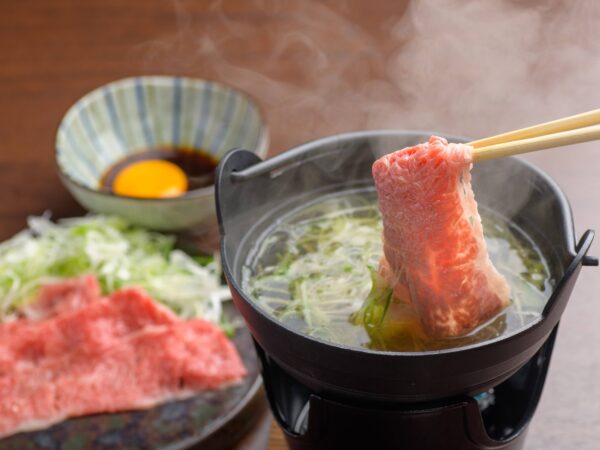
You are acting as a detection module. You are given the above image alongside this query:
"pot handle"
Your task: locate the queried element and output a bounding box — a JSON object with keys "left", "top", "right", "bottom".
{"left": 575, "top": 230, "right": 598, "bottom": 266}
{"left": 543, "top": 230, "right": 595, "bottom": 319}
{"left": 230, "top": 143, "right": 323, "bottom": 182}
{"left": 228, "top": 130, "right": 382, "bottom": 182}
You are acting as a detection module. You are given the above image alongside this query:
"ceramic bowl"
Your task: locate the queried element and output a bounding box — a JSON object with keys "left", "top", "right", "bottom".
{"left": 56, "top": 76, "right": 268, "bottom": 231}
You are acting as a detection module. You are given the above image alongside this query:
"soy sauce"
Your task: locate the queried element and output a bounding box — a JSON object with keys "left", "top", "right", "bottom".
{"left": 101, "top": 147, "right": 219, "bottom": 192}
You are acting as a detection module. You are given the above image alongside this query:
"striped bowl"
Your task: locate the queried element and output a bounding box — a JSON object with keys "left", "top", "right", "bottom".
{"left": 56, "top": 76, "right": 268, "bottom": 231}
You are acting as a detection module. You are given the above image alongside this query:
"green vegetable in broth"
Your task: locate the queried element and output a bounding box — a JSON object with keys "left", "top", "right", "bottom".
{"left": 350, "top": 268, "right": 393, "bottom": 331}
{"left": 250, "top": 199, "right": 382, "bottom": 343}
{"left": 246, "top": 190, "right": 552, "bottom": 352}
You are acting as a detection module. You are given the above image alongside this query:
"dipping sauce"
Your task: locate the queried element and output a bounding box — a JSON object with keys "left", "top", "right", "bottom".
{"left": 101, "top": 147, "right": 218, "bottom": 198}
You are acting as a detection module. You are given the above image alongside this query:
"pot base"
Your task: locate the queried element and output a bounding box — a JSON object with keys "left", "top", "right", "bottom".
{"left": 259, "top": 327, "right": 557, "bottom": 450}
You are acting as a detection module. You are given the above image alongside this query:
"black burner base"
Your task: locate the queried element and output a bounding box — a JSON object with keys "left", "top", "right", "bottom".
{"left": 258, "top": 328, "right": 557, "bottom": 450}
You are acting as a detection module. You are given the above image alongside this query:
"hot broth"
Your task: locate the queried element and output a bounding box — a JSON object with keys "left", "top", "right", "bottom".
{"left": 244, "top": 189, "right": 552, "bottom": 352}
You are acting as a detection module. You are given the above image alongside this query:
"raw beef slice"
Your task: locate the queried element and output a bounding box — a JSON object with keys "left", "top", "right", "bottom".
{"left": 372, "top": 136, "right": 511, "bottom": 338}
{"left": 0, "top": 287, "right": 178, "bottom": 371}
{"left": 20, "top": 275, "right": 101, "bottom": 320}
{"left": 0, "top": 279, "right": 246, "bottom": 438}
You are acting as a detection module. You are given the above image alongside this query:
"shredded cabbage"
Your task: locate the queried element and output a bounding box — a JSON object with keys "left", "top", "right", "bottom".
{"left": 0, "top": 214, "right": 229, "bottom": 323}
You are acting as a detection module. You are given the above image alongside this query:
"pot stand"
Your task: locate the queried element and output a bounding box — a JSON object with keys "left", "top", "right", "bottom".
{"left": 259, "top": 327, "right": 558, "bottom": 450}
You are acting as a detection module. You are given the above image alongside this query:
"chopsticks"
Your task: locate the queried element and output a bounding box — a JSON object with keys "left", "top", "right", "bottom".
{"left": 469, "top": 108, "right": 600, "bottom": 162}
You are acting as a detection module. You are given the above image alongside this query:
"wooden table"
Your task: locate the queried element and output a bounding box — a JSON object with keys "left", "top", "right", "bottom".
{"left": 2, "top": 1, "right": 600, "bottom": 449}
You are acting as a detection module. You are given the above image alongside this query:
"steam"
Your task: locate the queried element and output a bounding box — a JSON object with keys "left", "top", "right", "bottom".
{"left": 134, "top": 0, "right": 600, "bottom": 231}
{"left": 137, "top": 0, "right": 600, "bottom": 226}
{"left": 382, "top": 0, "right": 600, "bottom": 136}
{"left": 139, "top": 0, "right": 600, "bottom": 151}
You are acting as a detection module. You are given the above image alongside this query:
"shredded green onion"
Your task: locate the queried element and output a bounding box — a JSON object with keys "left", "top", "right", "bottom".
{"left": 0, "top": 214, "right": 229, "bottom": 323}
{"left": 249, "top": 196, "right": 382, "bottom": 343}
{"left": 247, "top": 191, "right": 552, "bottom": 350}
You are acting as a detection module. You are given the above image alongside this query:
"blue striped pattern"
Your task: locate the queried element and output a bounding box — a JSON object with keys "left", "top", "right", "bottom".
{"left": 59, "top": 124, "right": 98, "bottom": 180}
{"left": 135, "top": 79, "right": 155, "bottom": 148}
{"left": 56, "top": 76, "right": 268, "bottom": 189}
{"left": 79, "top": 105, "right": 109, "bottom": 165}
{"left": 212, "top": 90, "right": 236, "bottom": 155}
{"left": 103, "top": 87, "right": 127, "bottom": 152}
{"left": 193, "top": 82, "right": 213, "bottom": 150}
{"left": 172, "top": 77, "right": 182, "bottom": 146}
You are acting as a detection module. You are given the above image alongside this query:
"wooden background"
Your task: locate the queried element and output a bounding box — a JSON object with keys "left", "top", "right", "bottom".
{"left": 2, "top": 1, "right": 600, "bottom": 448}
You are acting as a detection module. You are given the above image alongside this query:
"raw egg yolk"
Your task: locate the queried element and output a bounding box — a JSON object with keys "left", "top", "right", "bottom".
{"left": 112, "top": 160, "right": 188, "bottom": 198}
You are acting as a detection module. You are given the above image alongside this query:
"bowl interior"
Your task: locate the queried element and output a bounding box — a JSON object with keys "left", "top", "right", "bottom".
{"left": 56, "top": 76, "right": 267, "bottom": 190}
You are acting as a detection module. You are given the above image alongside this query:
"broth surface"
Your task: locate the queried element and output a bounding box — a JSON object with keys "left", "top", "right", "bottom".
{"left": 244, "top": 189, "right": 553, "bottom": 352}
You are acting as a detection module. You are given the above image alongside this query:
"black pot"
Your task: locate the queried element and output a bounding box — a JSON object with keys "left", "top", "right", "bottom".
{"left": 215, "top": 131, "right": 596, "bottom": 449}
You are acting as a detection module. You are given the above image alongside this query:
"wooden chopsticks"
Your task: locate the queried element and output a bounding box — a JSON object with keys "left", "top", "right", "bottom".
{"left": 469, "top": 108, "right": 600, "bottom": 162}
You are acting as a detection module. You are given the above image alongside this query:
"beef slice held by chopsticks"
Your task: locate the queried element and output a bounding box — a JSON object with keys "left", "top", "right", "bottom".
{"left": 372, "top": 136, "right": 511, "bottom": 338}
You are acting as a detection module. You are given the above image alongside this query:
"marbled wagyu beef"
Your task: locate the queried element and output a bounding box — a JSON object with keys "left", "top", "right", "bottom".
{"left": 372, "top": 136, "right": 511, "bottom": 338}
{"left": 0, "top": 276, "right": 245, "bottom": 438}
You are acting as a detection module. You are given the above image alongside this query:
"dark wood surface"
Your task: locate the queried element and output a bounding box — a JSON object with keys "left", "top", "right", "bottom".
{"left": 1, "top": 1, "right": 600, "bottom": 449}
